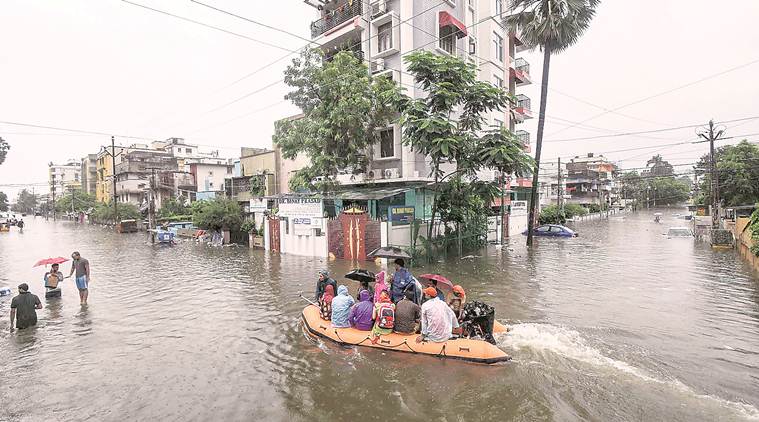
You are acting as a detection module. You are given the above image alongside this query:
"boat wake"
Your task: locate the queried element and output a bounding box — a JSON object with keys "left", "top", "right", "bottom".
{"left": 499, "top": 322, "right": 759, "bottom": 420}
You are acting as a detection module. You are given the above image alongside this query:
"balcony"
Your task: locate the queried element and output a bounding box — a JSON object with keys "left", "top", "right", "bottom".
{"left": 310, "top": 1, "right": 362, "bottom": 38}
{"left": 511, "top": 29, "right": 528, "bottom": 53}
{"left": 515, "top": 130, "right": 530, "bottom": 152}
{"left": 513, "top": 94, "right": 533, "bottom": 122}
{"left": 510, "top": 58, "right": 531, "bottom": 86}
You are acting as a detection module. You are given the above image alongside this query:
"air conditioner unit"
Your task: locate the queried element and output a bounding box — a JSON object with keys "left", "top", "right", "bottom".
{"left": 383, "top": 168, "right": 400, "bottom": 179}
{"left": 371, "top": 0, "right": 387, "bottom": 17}
{"left": 369, "top": 169, "right": 384, "bottom": 179}
{"left": 374, "top": 58, "right": 385, "bottom": 72}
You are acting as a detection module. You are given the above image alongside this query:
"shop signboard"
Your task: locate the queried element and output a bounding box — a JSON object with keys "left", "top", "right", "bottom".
{"left": 389, "top": 206, "right": 415, "bottom": 226}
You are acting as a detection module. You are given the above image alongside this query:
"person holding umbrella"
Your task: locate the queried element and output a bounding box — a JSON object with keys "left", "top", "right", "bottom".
{"left": 390, "top": 258, "right": 415, "bottom": 303}
{"left": 44, "top": 263, "right": 64, "bottom": 298}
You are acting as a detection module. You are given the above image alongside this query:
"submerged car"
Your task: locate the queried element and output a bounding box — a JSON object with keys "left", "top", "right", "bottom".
{"left": 523, "top": 224, "right": 577, "bottom": 237}
{"left": 666, "top": 227, "right": 693, "bottom": 238}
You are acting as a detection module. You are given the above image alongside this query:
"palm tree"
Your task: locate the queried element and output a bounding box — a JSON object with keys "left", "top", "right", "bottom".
{"left": 505, "top": 0, "right": 599, "bottom": 246}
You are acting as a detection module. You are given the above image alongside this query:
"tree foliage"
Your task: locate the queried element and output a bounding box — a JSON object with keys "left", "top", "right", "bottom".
{"left": 92, "top": 202, "right": 141, "bottom": 222}
{"left": 0, "top": 191, "right": 8, "bottom": 211}
{"left": 749, "top": 204, "right": 759, "bottom": 257}
{"left": 12, "top": 189, "right": 37, "bottom": 213}
{"left": 539, "top": 203, "right": 587, "bottom": 224}
{"left": 158, "top": 196, "right": 190, "bottom": 219}
{"left": 620, "top": 169, "right": 690, "bottom": 206}
{"left": 55, "top": 190, "right": 97, "bottom": 213}
{"left": 191, "top": 198, "right": 243, "bottom": 231}
{"left": 696, "top": 140, "right": 759, "bottom": 206}
{"left": 0, "top": 137, "right": 9, "bottom": 165}
{"left": 645, "top": 154, "right": 674, "bottom": 177}
{"left": 249, "top": 174, "right": 266, "bottom": 197}
{"left": 274, "top": 48, "right": 399, "bottom": 192}
{"left": 505, "top": 0, "right": 600, "bottom": 53}
{"left": 396, "top": 51, "right": 532, "bottom": 245}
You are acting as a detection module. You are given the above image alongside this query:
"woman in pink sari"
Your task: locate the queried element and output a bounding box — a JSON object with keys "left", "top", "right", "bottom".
{"left": 373, "top": 271, "right": 388, "bottom": 303}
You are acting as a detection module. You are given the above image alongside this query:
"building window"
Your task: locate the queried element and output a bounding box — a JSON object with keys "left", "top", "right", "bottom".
{"left": 439, "top": 26, "right": 456, "bottom": 55}
{"left": 494, "top": 118, "right": 504, "bottom": 129}
{"left": 493, "top": 74, "right": 504, "bottom": 89}
{"left": 209, "top": 171, "right": 214, "bottom": 176}
{"left": 186, "top": 148, "right": 192, "bottom": 154}
{"left": 227, "top": 167, "right": 232, "bottom": 174}
{"left": 468, "top": 36, "right": 477, "bottom": 55}
{"left": 377, "top": 22, "right": 392, "bottom": 53}
{"left": 493, "top": 32, "right": 504, "bottom": 62}
{"left": 379, "top": 128, "right": 394, "bottom": 158}
{"left": 495, "top": 0, "right": 503, "bottom": 16}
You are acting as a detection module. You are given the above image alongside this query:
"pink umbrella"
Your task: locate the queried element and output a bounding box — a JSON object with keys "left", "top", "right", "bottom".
{"left": 33, "top": 257, "right": 69, "bottom": 268}
{"left": 419, "top": 274, "right": 454, "bottom": 290}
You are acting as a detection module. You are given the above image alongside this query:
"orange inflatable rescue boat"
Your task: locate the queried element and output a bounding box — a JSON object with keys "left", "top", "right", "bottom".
{"left": 301, "top": 304, "right": 511, "bottom": 364}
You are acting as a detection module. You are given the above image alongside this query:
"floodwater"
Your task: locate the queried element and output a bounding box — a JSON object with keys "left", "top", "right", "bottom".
{"left": 1, "top": 210, "right": 758, "bottom": 422}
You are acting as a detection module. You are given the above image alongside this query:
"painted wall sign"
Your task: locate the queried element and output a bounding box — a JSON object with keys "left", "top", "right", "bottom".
{"left": 250, "top": 199, "right": 267, "bottom": 212}
{"left": 510, "top": 201, "right": 528, "bottom": 215}
{"left": 389, "top": 206, "right": 415, "bottom": 226}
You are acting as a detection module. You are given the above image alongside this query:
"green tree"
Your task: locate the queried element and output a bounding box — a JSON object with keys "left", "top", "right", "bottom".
{"left": 696, "top": 140, "right": 759, "bottom": 206}
{"left": 55, "top": 190, "right": 97, "bottom": 213}
{"left": 0, "top": 191, "right": 8, "bottom": 211}
{"left": 506, "top": 0, "right": 599, "bottom": 246}
{"left": 249, "top": 174, "right": 266, "bottom": 197}
{"left": 92, "top": 202, "right": 141, "bottom": 222}
{"left": 191, "top": 198, "right": 243, "bottom": 232}
{"left": 12, "top": 189, "right": 37, "bottom": 213}
{"left": 158, "top": 196, "right": 190, "bottom": 219}
{"left": 274, "top": 48, "right": 399, "bottom": 192}
{"left": 539, "top": 203, "right": 588, "bottom": 224}
{"left": 749, "top": 204, "right": 759, "bottom": 257}
{"left": 0, "top": 137, "right": 9, "bottom": 165}
{"left": 396, "top": 51, "right": 518, "bottom": 243}
{"left": 646, "top": 154, "right": 674, "bottom": 177}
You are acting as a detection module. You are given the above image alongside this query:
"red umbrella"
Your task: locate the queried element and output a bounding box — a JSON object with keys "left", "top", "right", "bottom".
{"left": 33, "top": 257, "right": 69, "bottom": 268}
{"left": 419, "top": 274, "right": 454, "bottom": 290}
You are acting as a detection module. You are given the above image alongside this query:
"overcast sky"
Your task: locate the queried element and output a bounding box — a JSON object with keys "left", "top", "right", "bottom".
{"left": 2, "top": 0, "right": 759, "bottom": 199}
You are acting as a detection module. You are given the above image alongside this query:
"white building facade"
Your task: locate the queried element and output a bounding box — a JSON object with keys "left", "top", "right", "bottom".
{"left": 308, "top": 0, "right": 532, "bottom": 186}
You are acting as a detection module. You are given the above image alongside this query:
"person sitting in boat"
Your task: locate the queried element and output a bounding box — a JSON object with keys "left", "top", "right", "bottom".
{"left": 315, "top": 270, "right": 338, "bottom": 302}
{"left": 416, "top": 287, "right": 460, "bottom": 344}
{"left": 371, "top": 290, "right": 395, "bottom": 344}
{"left": 44, "top": 263, "right": 64, "bottom": 291}
{"left": 390, "top": 259, "right": 415, "bottom": 303}
{"left": 447, "top": 285, "right": 466, "bottom": 321}
{"left": 348, "top": 290, "right": 374, "bottom": 331}
{"left": 393, "top": 290, "right": 421, "bottom": 335}
{"left": 421, "top": 279, "right": 445, "bottom": 304}
{"left": 330, "top": 285, "right": 355, "bottom": 328}
{"left": 373, "top": 271, "right": 388, "bottom": 303}
{"left": 355, "top": 280, "right": 374, "bottom": 302}
{"left": 319, "top": 284, "right": 335, "bottom": 321}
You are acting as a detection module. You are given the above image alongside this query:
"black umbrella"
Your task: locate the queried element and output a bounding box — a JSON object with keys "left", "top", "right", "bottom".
{"left": 345, "top": 269, "right": 376, "bottom": 284}
{"left": 367, "top": 246, "right": 412, "bottom": 260}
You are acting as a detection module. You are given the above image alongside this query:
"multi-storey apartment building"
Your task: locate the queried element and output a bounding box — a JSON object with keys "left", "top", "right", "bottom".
{"left": 306, "top": 0, "right": 532, "bottom": 186}
{"left": 80, "top": 154, "right": 98, "bottom": 196}
{"left": 114, "top": 149, "right": 178, "bottom": 208}
{"left": 48, "top": 160, "right": 81, "bottom": 201}
{"left": 565, "top": 153, "right": 619, "bottom": 207}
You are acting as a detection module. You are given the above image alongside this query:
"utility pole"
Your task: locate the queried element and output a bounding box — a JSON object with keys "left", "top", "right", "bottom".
{"left": 146, "top": 167, "right": 159, "bottom": 244}
{"left": 557, "top": 157, "right": 562, "bottom": 213}
{"left": 111, "top": 136, "right": 119, "bottom": 220}
{"left": 51, "top": 184, "right": 56, "bottom": 221}
{"left": 696, "top": 120, "right": 725, "bottom": 229}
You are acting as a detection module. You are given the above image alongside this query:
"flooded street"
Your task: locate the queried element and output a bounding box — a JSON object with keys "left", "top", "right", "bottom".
{"left": 1, "top": 210, "right": 758, "bottom": 422}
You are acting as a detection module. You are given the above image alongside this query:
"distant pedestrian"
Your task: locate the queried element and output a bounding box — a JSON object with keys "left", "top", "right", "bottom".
{"left": 66, "top": 251, "right": 90, "bottom": 305}
{"left": 9, "top": 283, "right": 42, "bottom": 331}
{"left": 17, "top": 219, "right": 24, "bottom": 232}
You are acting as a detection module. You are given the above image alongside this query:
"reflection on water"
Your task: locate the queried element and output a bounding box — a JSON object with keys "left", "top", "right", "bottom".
{"left": 1, "top": 212, "right": 758, "bottom": 421}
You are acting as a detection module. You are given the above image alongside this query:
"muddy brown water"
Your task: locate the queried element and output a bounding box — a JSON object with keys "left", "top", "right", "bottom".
{"left": 1, "top": 211, "right": 758, "bottom": 421}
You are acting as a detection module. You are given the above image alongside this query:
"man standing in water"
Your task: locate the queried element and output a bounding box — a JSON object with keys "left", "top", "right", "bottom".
{"left": 10, "top": 283, "right": 42, "bottom": 331}
{"left": 67, "top": 251, "right": 91, "bottom": 305}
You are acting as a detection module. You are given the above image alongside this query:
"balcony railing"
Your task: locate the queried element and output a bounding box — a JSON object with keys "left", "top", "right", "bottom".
{"left": 515, "top": 130, "right": 529, "bottom": 145}
{"left": 515, "top": 57, "right": 530, "bottom": 74}
{"left": 516, "top": 94, "right": 531, "bottom": 110}
{"left": 310, "top": 1, "right": 362, "bottom": 38}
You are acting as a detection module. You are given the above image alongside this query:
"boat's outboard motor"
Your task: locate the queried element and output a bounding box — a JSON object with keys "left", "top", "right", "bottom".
{"left": 460, "top": 301, "right": 496, "bottom": 344}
